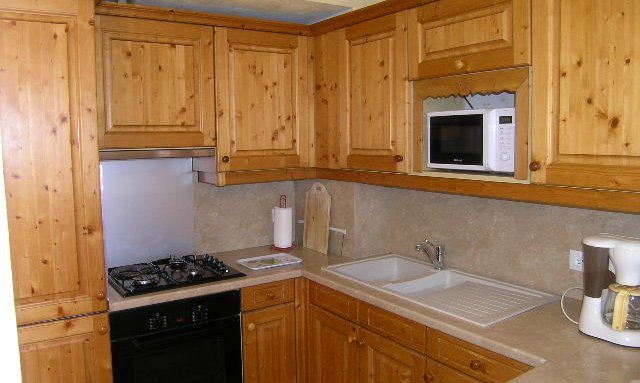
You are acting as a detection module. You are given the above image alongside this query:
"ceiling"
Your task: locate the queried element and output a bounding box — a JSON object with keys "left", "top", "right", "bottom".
{"left": 120, "top": 0, "right": 386, "bottom": 24}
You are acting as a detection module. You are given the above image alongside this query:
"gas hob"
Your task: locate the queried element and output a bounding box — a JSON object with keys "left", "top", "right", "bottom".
{"left": 108, "top": 254, "right": 245, "bottom": 297}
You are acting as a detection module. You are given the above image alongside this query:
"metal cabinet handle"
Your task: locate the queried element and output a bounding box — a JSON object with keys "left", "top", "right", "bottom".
{"left": 469, "top": 359, "right": 483, "bottom": 370}
{"left": 247, "top": 323, "right": 256, "bottom": 331}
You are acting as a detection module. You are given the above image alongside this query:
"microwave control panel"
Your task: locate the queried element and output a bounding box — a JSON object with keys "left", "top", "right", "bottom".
{"left": 494, "top": 112, "right": 516, "bottom": 173}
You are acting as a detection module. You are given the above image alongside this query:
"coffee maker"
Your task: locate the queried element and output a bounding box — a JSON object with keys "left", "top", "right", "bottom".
{"left": 580, "top": 234, "right": 640, "bottom": 347}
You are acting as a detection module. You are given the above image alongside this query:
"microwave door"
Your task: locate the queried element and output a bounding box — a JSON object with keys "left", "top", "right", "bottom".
{"left": 428, "top": 114, "right": 485, "bottom": 171}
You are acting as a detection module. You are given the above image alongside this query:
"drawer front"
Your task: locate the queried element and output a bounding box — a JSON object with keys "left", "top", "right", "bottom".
{"left": 426, "top": 358, "right": 481, "bottom": 383}
{"left": 426, "top": 329, "right": 530, "bottom": 383}
{"left": 309, "top": 281, "right": 359, "bottom": 322}
{"left": 358, "top": 301, "right": 426, "bottom": 353}
{"left": 241, "top": 279, "right": 295, "bottom": 311}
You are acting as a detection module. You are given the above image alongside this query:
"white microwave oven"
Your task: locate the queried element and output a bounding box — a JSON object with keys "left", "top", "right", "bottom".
{"left": 426, "top": 108, "right": 515, "bottom": 173}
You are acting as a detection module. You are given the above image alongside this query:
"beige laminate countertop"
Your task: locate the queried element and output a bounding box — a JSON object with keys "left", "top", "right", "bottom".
{"left": 107, "top": 246, "right": 640, "bottom": 382}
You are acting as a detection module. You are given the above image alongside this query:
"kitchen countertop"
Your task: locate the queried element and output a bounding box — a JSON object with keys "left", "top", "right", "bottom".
{"left": 108, "top": 246, "right": 640, "bottom": 382}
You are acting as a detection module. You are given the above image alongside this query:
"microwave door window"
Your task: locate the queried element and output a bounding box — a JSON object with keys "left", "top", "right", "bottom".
{"left": 430, "top": 115, "right": 483, "bottom": 166}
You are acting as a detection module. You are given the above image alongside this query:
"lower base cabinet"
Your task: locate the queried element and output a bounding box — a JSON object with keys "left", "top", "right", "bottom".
{"left": 241, "top": 280, "right": 297, "bottom": 383}
{"left": 18, "top": 313, "right": 112, "bottom": 383}
{"left": 426, "top": 358, "right": 482, "bottom": 383}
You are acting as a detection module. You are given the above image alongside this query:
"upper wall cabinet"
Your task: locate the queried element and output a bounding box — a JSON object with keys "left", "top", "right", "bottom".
{"left": 344, "top": 13, "right": 409, "bottom": 172}
{"left": 408, "top": 0, "right": 531, "bottom": 79}
{"left": 314, "top": 13, "right": 409, "bottom": 172}
{"left": 96, "top": 16, "right": 215, "bottom": 149}
{"left": 531, "top": 0, "right": 640, "bottom": 191}
{"left": 215, "top": 28, "right": 310, "bottom": 172}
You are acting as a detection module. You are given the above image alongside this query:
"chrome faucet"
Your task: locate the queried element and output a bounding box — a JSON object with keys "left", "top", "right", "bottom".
{"left": 415, "top": 238, "right": 445, "bottom": 270}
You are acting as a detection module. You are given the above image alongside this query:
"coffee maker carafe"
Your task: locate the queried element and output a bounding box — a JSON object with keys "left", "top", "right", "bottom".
{"left": 580, "top": 234, "right": 640, "bottom": 347}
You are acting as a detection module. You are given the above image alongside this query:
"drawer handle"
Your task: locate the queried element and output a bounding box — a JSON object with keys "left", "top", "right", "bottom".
{"left": 221, "top": 155, "right": 230, "bottom": 163}
{"left": 96, "top": 291, "right": 105, "bottom": 300}
{"left": 470, "top": 359, "right": 483, "bottom": 371}
{"left": 453, "top": 59, "right": 465, "bottom": 70}
{"left": 423, "top": 373, "right": 434, "bottom": 382}
{"left": 347, "top": 335, "right": 356, "bottom": 344}
{"left": 356, "top": 339, "right": 365, "bottom": 348}
{"left": 98, "top": 325, "right": 108, "bottom": 335}
{"left": 247, "top": 323, "right": 256, "bottom": 331}
{"left": 266, "top": 291, "right": 276, "bottom": 299}
{"left": 394, "top": 154, "right": 404, "bottom": 162}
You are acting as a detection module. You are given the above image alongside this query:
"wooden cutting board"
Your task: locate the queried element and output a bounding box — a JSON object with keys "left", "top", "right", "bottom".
{"left": 303, "top": 182, "right": 331, "bottom": 254}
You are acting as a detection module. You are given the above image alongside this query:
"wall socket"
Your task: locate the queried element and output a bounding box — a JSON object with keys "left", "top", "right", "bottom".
{"left": 569, "top": 249, "right": 584, "bottom": 272}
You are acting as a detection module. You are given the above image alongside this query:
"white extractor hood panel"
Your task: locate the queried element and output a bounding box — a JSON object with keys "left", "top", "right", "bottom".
{"left": 100, "top": 158, "right": 196, "bottom": 268}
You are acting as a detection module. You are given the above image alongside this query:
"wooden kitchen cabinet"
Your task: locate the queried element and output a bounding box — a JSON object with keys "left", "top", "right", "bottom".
{"left": 314, "top": 13, "right": 409, "bottom": 172}
{"left": 426, "top": 329, "right": 530, "bottom": 383}
{"left": 426, "top": 359, "right": 482, "bottom": 383}
{"left": 19, "top": 313, "right": 112, "bottom": 383}
{"left": 242, "top": 280, "right": 297, "bottom": 383}
{"left": 215, "top": 27, "right": 311, "bottom": 172}
{"left": 531, "top": 0, "right": 640, "bottom": 191}
{"left": 408, "top": 0, "right": 531, "bottom": 79}
{"left": 95, "top": 16, "right": 215, "bottom": 149}
{"left": 359, "top": 327, "right": 426, "bottom": 383}
{"left": 0, "top": 1, "right": 108, "bottom": 326}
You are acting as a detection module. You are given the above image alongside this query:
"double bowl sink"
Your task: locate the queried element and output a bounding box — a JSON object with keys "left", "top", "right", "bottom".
{"left": 323, "top": 255, "right": 556, "bottom": 327}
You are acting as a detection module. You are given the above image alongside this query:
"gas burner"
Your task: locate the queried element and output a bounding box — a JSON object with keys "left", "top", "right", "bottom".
{"left": 108, "top": 255, "right": 246, "bottom": 297}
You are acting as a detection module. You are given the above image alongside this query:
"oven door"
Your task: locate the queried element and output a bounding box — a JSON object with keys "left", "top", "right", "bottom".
{"left": 111, "top": 315, "right": 242, "bottom": 383}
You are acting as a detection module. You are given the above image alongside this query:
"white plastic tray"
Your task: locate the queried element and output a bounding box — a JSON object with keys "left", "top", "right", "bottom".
{"left": 237, "top": 253, "right": 303, "bottom": 270}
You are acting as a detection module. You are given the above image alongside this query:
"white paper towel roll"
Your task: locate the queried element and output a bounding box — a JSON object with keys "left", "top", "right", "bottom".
{"left": 272, "top": 206, "right": 293, "bottom": 248}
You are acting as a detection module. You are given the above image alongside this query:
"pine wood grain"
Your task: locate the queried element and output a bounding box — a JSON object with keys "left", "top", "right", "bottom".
{"left": 96, "top": 15, "right": 215, "bottom": 148}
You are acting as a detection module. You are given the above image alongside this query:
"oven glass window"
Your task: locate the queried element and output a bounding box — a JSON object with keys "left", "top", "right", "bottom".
{"left": 429, "top": 114, "right": 483, "bottom": 165}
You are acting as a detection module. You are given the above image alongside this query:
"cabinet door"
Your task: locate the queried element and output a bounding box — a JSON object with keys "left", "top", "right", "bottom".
{"left": 308, "top": 305, "right": 359, "bottom": 383}
{"left": 358, "top": 327, "right": 426, "bottom": 383}
{"left": 344, "top": 13, "right": 409, "bottom": 172}
{"left": 0, "top": 9, "right": 107, "bottom": 325}
{"left": 243, "top": 303, "right": 297, "bottom": 383}
{"left": 408, "top": 0, "right": 530, "bottom": 79}
{"left": 531, "top": 0, "right": 640, "bottom": 191}
{"left": 215, "top": 28, "right": 310, "bottom": 171}
{"left": 96, "top": 16, "right": 215, "bottom": 149}
{"left": 19, "top": 313, "right": 112, "bottom": 383}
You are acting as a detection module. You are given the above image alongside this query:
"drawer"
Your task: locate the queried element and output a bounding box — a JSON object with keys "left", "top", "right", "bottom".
{"left": 308, "top": 281, "right": 359, "bottom": 322}
{"left": 241, "top": 279, "right": 295, "bottom": 311}
{"left": 358, "top": 301, "right": 426, "bottom": 353}
{"left": 426, "top": 329, "right": 530, "bottom": 383}
{"left": 426, "top": 358, "right": 481, "bottom": 383}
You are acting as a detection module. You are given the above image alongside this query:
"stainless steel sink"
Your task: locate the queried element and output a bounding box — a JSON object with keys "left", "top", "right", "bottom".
{"left": 323, "top": 255, "right": 557, "bottom": 327}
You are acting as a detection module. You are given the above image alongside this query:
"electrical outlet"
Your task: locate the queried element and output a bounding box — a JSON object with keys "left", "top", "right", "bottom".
{"left": 569, "top": 249, "right": 584, "bottom": 272}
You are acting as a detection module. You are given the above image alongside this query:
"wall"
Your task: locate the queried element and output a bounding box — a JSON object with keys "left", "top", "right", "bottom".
{"left": 196, "top": 181, "right": 295, "bottom": 253}
{"left": 295, "top": 179, "right": 640, "bottom": 295}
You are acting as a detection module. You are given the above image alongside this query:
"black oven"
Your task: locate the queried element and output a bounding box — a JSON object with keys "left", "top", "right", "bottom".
{"left": 109, "top": 290, "right": 242, "bottom": 383}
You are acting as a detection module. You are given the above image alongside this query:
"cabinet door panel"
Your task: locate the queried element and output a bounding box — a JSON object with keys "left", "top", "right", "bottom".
{"left": 426, "top": 358, "right": 481, "bottom": 383}
{"left": 19, "top": 313, "right": 112, "bottom": 383}
{"left": 532, "top": 0, "right": 640, "bottom": 191}
{"left": 308, "top": 305, "right": 359, "bottom": 383}
{"left": 216, "top": 28, "right": 309, "bottom": 171}
{"left": 96, "top": 16, "right": 215, "bottom": 149}
{"left": 359, "top": 328, "right": 426, "bottom": 383}
{"left": 408, "top": 0, "right": 530, "bottom": 79}
{"left": 243, "top": 303, "right": 296, "bottom": 383}
{"left": 0, "top": 10, "right": 106, "bottom": 325}
{"left": 345, "top": 13, "right": 409, "bottom": 172}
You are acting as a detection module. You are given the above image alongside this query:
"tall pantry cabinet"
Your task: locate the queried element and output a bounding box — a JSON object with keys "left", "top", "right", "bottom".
{"left": 0, "top": 0, "right": 112, "bottom": 381}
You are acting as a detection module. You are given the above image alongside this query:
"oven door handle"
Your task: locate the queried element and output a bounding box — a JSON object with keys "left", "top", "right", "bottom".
{"left": 131, "top": 322, "right": 228, "bottom": 352}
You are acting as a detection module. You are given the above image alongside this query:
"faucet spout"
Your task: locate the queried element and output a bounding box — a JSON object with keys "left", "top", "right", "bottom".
{"left": 415, "top": 239, "right": 445, "bottom": 270}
